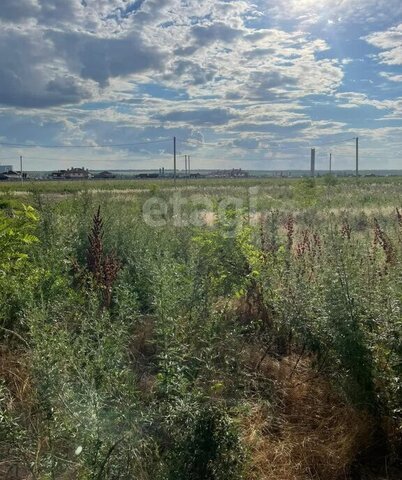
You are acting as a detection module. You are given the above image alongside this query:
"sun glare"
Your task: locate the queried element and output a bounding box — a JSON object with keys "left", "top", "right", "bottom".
{"left": 285, "top": 0, "right": 336, "bottom": 22}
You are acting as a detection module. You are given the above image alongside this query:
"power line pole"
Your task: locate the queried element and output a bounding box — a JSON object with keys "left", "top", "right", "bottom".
{"left": 311, "top": 148, "right": 316, "bottom": 178}
{"left": 20, "top": 155, "right": 23, "bottom": 183}
{"left": 355, "top": 137, "right": 359, "bottom": 177}
{"left": 173, "top": 136, "right": 177, "bottom": 185}
{"left": 184, "top": 155, "right": 188, "bottom": 177}
{"left": 188, "top": 155, "right": 191, "bottom": 178}
{"left": 329, "top": 152, "right": 332, "bottom": 174}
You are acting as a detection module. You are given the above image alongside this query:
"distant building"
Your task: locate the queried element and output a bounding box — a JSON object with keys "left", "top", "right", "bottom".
{"left": 136, "top": 173, "right": 160, "bottom": 179}
{"left": 51, "top": 167, "right": 91, "bottom": 180}
{"left": 94, "top": 171, "right": 116, "bottom": 179}
{"left": 0, "top": 170, "right": 25, "bottom": 181}
{"left": 0, "top": 165, "right": 13, "bottom": 173}
{"left": 209, "top": 168, "right": 249, "bottom": 178}
{"left": 230, "top": 169, "right": 249, "bottom": 178}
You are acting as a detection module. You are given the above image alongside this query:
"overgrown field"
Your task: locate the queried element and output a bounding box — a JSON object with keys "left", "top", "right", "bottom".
{"left": 1, "top": 177, "right": 401, "bottom": 479}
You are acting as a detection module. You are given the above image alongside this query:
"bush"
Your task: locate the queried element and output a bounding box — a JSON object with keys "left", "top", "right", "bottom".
{"left": 168, "top": 404, "right": 245, "bottom": 480}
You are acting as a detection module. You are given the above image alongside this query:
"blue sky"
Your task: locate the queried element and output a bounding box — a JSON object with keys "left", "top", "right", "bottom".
{"left": 0, "top": 0, "right": 401, "bottom": 171}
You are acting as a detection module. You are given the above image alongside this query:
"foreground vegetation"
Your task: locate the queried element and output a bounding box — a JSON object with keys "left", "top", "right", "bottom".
{"left": 1, "top": 177, "right": 401, "bottom": 479}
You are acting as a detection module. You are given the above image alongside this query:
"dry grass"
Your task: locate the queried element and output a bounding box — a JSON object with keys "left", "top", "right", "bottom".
{"left": 0, "top": 347, "right": 35, "bottom": 480}
{"left": 0, "top": 346, "right": 33, "bottom": 412}
{"left": 128, "top": 316, "right": 158, "bottom": 399}
{"left": 242, "top": 355, "right": 374, "bottom": 480}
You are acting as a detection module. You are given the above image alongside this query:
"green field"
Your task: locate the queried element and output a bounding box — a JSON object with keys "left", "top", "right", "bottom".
{"left": 1, "top": 177, "right": 401, "bottom": 479}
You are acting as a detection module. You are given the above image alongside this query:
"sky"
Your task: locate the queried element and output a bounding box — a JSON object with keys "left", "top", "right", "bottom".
{"left": 0, "top": 0, "right": 401, "bottom": 172}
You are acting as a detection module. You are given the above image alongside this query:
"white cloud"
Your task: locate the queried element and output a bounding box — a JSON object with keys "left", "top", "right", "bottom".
{"left": 365, "top": 24, "right": 402, "bottom": 65}
{"left": 380, "top": 72, "right": 402, "bottom": 82}
{"left": 260, "top": 0, "right": 402, "bottom": 26}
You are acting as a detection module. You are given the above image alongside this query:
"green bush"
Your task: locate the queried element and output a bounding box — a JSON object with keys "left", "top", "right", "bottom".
{"left": 168, "top": 404, "right": 245, "bottom": 480}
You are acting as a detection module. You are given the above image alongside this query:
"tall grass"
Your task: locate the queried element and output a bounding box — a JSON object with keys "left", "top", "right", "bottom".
{"left": 1, "top": 178, "right": 402, "bottom": 479}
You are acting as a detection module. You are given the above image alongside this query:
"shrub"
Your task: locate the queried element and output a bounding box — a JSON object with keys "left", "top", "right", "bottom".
{"left": 168, "top": 404, "right": 245, "bottom": 480}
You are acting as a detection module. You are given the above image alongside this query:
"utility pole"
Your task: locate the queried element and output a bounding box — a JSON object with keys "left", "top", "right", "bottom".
{"left": 355, "top": 137, "right": 359, "bottom": 177}
{"left": 329, "top": 152, "right": 332, "bottom": 174}
{"left": 188, "top": 155, "right": 191, "bottom": 178}
{"left": 173, "top": 136, "right": 177, "bottom": 185}
{"left": 311, "top": 148, "right": 316, "bottom": 178}
{"left": 184, "top": 155, "right": 188, "bottom": 177}
{"left": 20, "top": 155, "right": 23, "bottom": 183}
